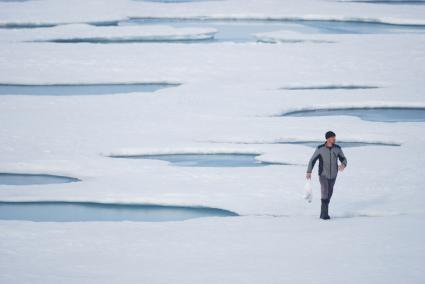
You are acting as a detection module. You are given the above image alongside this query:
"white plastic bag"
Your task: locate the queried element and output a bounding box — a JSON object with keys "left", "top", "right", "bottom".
{"left": 304, "top": 179, "right": 312, "bottom": 203}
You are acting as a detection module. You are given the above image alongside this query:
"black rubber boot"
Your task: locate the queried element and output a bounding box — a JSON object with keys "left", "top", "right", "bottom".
{"left": 320, "top": 199, "right": 331, "bottom": 220}
{"left": 323, "top": 199, "right": 331, "bottom": 220}
{"left": 320, "top": 199, "right": 327, "bottom": 219}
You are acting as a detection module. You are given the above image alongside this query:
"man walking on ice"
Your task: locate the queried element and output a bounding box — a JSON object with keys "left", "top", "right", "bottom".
{"left": 306, "top": 131, "right": 347, "bottom": 220}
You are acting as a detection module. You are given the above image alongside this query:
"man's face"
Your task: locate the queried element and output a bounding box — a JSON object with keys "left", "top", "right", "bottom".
{"left": 327, "top": 136, "right": 336, "bottom": 144}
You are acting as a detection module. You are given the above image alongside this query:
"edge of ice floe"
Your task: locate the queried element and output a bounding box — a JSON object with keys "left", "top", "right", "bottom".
{"left": 0, "top": 162, "right": 88, "bottom": 182}
{"left": 200, "top": 138, "right": 402, "bottom": 146}
{"left": 0, "top": 81, "right": 182, "bottom": 86}
{"left": 255, "top": 30, "right": 425, "bottom": 45}
{"left": 0, "top": 199, "right": 240, "bottom": 216}
{"left": 2, "top": 14, "right": 425, "bottom": 28}
{"left": 254, "top": 30, "right": 339, "bottom": 45}
{"left": 0, "top": 199, "right": 238, "bottom": 213}
{"left": 125, "top": 15, "right": 425, "bottom": 26}
{"left": 0, "top": 23, "right": 218, "bottom": 42}
{"left": 257, "top": 38, "right": 335, "bottom": 44}
{"left": 337, "top": 0, "right": 425, "bottom": 3}
{"left": 0, "top": 171, "right": 81, "bottom": 183}
{"left": 105, "top": 147, "right": 304, "bottom": 166}
{"left": 32, "top": 34, "right": 216, "bottom": 43}
{"left": 277, "top": 83, "right": 383, "bottom": 90}
{"left": 106, "top": 147, "right": 263, "bottom": 157}
{"left": 274, "top": 102, "right": 425, "bottom": 116}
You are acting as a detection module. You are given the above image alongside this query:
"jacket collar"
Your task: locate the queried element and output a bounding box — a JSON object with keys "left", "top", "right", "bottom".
{"left": 324, "top": 142, "right": 334, "bottom": 148}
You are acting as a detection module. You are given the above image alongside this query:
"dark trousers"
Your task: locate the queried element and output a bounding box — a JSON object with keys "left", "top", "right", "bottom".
{"left": 319, "top": 176, "right": 336, "bottom": 200}
{"left": 319, "top": 176, "right": 336, "bottom": 219}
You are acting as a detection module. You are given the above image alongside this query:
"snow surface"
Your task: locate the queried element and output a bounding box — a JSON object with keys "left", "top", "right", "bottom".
{"left": 0, "top": 0, "right": 424, "bottom": 283}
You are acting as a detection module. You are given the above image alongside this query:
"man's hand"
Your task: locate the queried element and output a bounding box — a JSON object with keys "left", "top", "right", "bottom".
{"left": 306, "top": 172, "right": 311, "bottom": 179}
{"left": 338, "top": 164, "right": 346, "bottom": 172}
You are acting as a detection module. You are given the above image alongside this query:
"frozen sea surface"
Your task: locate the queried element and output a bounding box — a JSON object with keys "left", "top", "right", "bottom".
{"left": 0, "top": 0, "right": 424, "bottom": 283}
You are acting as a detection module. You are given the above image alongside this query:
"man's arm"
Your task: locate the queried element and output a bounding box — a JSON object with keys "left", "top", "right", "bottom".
{"left": 337, "top": 147, "right": 347, "bottom": 171}
{"left": 306, "top": 148, "right": 320, "bottom": 179}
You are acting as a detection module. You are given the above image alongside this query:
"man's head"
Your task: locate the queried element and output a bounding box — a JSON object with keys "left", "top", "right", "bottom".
{"left": 325, "top": 131, "right": 336, "bottom": 144}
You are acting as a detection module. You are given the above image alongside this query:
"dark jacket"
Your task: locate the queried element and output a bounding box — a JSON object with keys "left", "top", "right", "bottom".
{"left": 307, "top": 143, "right": 347, "bottom": 179}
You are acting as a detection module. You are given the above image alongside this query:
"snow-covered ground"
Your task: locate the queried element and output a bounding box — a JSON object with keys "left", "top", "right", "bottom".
{"left": 0, "top": 0, "right": 424, "bottom": 283}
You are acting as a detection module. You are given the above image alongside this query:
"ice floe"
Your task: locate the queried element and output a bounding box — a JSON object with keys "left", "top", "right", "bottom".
{"left": 0, "top": 23, "right": 217, "bottom": 43}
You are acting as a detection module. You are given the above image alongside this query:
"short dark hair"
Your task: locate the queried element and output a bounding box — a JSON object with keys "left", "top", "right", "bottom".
{"left": 325, "top": 131, "right": 336, "bottom": 139}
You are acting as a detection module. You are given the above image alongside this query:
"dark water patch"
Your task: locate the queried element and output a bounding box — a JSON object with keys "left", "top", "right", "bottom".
{"left": 0, "top": 201, "right": 238, "bottom": 222}
{"left": 112, "top": 17, "right": 425, "bottom": 43}
{"left": 279, "top": 85, "right": 379, "bottom": 90}
{"left": 141, "top": 0, "right": 215, "bottom": 2}
{"left": 291, "top": 19, "right": 425, "bottom": 33}
{"left": 341, "top": 0, "right": 425, "bottom": 4}
{"left": 87, "top": 20, "right": 122, "bottom": 27}
{"left": 0, "top": 22, "right": 58, "bottom": 29}
{"left": 37, "top": 37, "right": 215, "bottom": 44}
{"left": 0, "top": 173, "right": 80, "bottom": 186}
{"left": 280, "top": 107, "right": 425, "bottom": 122}
{"left": 0, "top": 83, "right": 180, "bottom": 95}
{"left": 110, "top": 153, "right": 289, "bottom": 167}
{"left": 121, "top": 18, "right": 298, "bottom": 42}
